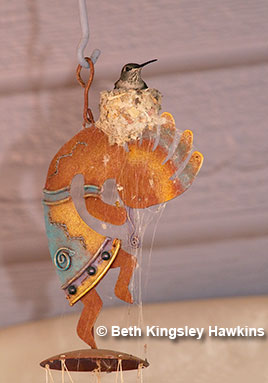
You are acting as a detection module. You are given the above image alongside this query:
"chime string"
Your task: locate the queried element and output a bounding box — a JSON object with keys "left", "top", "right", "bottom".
{"left": 94, "top": 367, "right": 101, "bottom": 383}
{"left": 136, "top": 363, "right": 143, "bottom": 383}
{"left": 119, "top": 359, "right": 124, "bottom": 383}
{"left": 45, "top": 365, "right": 55, "bottom": 383}
{"left": 61, "top": 359, "right": 64, "bottom": 383}
{"left": 115, "top": 359, "right": 120, "bottom": 383}
{"left": 62, "top": 359, "right": 75, "bottom": 383}
{"left": 140, "top": 367, "right": 143, "bottom": 383}
{"left": 77, "top": 0, "right": 101, "bottom": 68}
{"left": 45, "top": 365, "right": 48, "bottom": 383}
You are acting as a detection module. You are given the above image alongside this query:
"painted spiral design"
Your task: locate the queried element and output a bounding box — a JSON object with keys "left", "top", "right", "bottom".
{"left": 54, "top": 248, "right": 75, "bottom": 271}
{"left": 130, "top": 234, "right": 140, "bottom": 249}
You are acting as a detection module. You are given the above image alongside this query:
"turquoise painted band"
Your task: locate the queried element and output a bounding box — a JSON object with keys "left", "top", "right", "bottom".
{"left": 43, "top": 187, "right": 71, "bottom": 203}
{"left": 84, "top": 184, "right": 102, "bottom": 196}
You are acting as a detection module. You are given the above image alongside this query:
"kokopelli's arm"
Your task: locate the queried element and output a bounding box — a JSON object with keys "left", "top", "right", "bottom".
{"left": 84, "top": 194, "right": 127, "bottom": 226}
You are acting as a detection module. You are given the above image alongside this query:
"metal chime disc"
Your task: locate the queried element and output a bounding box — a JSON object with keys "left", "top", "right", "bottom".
{"left": 40, "top": 349, "right": 149, "bottom": 372}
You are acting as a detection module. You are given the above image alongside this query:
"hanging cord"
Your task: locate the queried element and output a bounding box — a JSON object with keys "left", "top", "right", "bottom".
{"left": 45, "top": 365, "right": 55, "bottom": 383}
{"left": 77, "top": 0, "right": 101, "bottom": 68}
{"left": 76, "top": 0, "right": 100, "bottom": 127}
{"left": 115, "top": 359, "right": 124, "bottom": 383}
{"left": 76, "top": 57, "right": 95, "bottom": 127}
{"left": 61, "top": 359, "right": 75, "bottom": 383}
{"left": 136, "top": 363, "right": 144, "bottom": 383}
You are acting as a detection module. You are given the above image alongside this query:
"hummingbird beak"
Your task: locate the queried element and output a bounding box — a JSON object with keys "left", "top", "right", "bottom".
{"left": 139, "top": 59, "right": 158, "bottom": 68}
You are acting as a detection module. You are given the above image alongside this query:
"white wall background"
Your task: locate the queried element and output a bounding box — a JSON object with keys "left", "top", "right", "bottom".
{"left": 1, "top": 0, "right": 268, "bottom": 328}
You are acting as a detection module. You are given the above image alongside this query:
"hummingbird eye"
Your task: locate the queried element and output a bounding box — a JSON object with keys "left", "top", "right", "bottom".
{"left": 125, "top": 66, "right": 131, "bottom": 71}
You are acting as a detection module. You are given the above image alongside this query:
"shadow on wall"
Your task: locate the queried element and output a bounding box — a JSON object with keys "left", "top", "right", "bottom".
{"left": 0, "top": 0, "right": 107, "bottom": 325}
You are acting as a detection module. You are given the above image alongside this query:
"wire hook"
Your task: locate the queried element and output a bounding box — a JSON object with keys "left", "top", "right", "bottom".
{"left": 76, "top": 57, "right": 95, "bottom": 127}
{"left": 77, "top": 0, "right": 101, "bottom": 68}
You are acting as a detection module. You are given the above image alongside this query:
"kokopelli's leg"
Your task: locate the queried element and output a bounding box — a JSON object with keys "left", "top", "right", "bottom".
{"left": 76, "top": 249, "right": 136, "bottom": 348}
{"left": 111, "top": 248, "right": 137, "bottom": 304}
{"left": 77, "top": 289, "right": 103, "bottom": 349}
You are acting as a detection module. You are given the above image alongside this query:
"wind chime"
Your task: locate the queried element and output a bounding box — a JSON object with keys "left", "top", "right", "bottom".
{"left": 40, "top": 0, "right": 203, "bottom": 381}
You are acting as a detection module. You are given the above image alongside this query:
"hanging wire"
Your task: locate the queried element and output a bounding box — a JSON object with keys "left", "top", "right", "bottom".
{"left": 77, "top": 0, "right": 101, "bottom": 68}
{"left": 76, "top": 57, "right": 95, "bottom": 126}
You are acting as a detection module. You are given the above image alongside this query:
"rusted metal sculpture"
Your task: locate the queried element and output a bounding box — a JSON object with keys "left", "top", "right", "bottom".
{"left": 41, "top": 58, "right": 203, "bottom": 372}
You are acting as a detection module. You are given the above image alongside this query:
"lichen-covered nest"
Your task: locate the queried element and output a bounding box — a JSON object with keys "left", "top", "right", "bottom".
{"left": 95, "top": 88, "right": 165, "bottom": 146}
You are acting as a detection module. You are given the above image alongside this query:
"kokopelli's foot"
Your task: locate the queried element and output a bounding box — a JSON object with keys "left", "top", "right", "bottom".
{"left": 77, "top": 289, "right": 103, "bottom": 349}
{"left": 111, "top": 248, "right": 137, "bottom": 304}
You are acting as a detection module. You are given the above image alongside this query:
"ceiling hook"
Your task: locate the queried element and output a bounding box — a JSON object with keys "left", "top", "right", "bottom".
{"left": 77, "top": 0, "right": 101, "bottom": 68}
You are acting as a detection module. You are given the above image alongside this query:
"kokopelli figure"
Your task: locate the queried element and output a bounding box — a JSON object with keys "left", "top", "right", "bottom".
{"left": 43, "top": 112, "right": 203, "bottom": 348}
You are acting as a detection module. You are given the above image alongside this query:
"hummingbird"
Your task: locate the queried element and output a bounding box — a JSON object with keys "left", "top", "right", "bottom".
{"left": 114, "top": 59, "right": 157, "bottom": 90}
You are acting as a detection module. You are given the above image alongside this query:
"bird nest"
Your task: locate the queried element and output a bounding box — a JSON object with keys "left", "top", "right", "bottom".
{"left": 95, "top": 88, "right": 165, "bottom": 146}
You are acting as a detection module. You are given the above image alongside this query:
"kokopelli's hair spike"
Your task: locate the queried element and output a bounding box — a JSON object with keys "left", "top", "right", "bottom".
{"left": 116, "top": 112, "right": 203, "bottom": 209}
